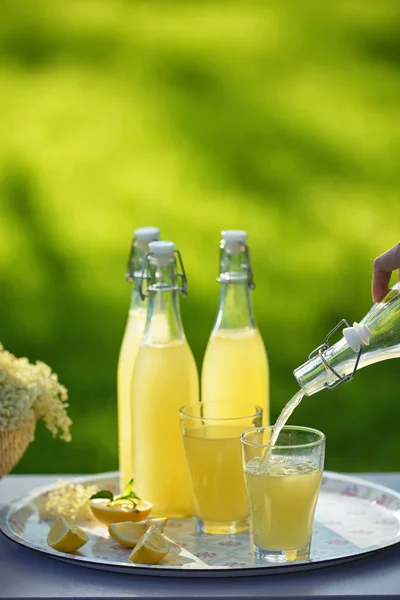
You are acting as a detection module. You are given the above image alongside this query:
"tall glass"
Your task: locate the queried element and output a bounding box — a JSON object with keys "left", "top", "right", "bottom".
{"left": 180, "top": 402, "right": 262, "bottom": 534}
{"left": 241, "top": 426, "right": 325, "bottom": 562}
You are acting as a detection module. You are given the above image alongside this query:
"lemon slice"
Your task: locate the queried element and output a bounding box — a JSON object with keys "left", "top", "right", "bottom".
{"left": 109, "top": 518, "right": 168, "bottom": 548}
{"left": 128, "top": 525, "right": 170, "bottom": 565}
{"left": 47, "top": 515, "right": 88, "bottom": 553}
{"left": 89, "top": 498, "right": 152, "bottom": 526}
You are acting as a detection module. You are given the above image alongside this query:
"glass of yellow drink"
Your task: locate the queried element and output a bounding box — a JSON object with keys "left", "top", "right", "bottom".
{"left": 180, "top": 402, "right": 263, "bottom": 534}
{"left": 241, "top": 426, "right": 325, "bottom": 563}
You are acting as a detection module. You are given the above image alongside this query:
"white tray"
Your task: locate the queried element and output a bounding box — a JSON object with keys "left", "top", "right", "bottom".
{"left": 1, "top": 471, "right": 400, "bottom": 577}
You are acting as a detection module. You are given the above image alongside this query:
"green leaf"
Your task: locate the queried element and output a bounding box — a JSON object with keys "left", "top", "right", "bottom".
{"left": 89, "top": 490, "right": 114, "bottom": 501}
{"left": 119, "top": 490, "right": 140, "bottom": 501}
{"left": 120, "top": 478, "right": 134, "bottom": 497}
{"left": 111, "top": 497, "right": 138, "bottom": 508}
{"left": 89, "top": 479, "right": 141, "bottom": 507}
{"left": 114, "top": 478, "right": 141, "bottom": 504}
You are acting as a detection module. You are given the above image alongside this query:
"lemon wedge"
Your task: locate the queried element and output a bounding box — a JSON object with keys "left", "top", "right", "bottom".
{"left": 89, "top": 498, "right": 152, "bottom": 526}
{"left": 109, "top": 517, "right": 168, "bottom": 548}
{"left": 47, "top": 515, "right": 88, "bottom": 553}
{"left": 128, "top": 525, "right": 170, "bottom": 564}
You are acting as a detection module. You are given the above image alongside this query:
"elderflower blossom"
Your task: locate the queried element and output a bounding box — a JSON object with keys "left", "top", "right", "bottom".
{"left": 43, "top": 480, "right": 98, "bottom": 521}
{"left": 0, "top": 344, "right": 71, "bottom": 442}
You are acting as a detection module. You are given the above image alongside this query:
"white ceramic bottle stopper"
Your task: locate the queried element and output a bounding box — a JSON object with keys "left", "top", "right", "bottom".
{"left": 343, "top": 322, "right": 371, "bottom": 352}
{"left": 148, "top": 241, "right": 175, "bottom": 266}
{"left": 221, "top": 230, "right": 248, "bottom": 254}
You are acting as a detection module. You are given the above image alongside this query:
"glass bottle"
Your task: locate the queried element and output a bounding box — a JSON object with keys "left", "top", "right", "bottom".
{"left": 117, "top": 226, "right": 160, "bottom": 492}
{"left": 131, "top": 241, "right": 199, "bottom": 517}
{"left": 294, "top": 282, "right": 400, "bottom": 396}
{"left": 201, "top": 230, "right": 269, "bottom": 422}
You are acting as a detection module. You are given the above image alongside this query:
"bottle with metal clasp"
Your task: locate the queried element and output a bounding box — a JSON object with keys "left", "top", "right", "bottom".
{"left": 201, "top": 230, "right": 269, "bottom": 422}
{"left": 117, "top": 226, "right": 160, "bottom": 492}
{"left": 294, "top": 282, "right": 400, "bottom": 396}
{"left": 131, "top": 241, "right": 199, "bottom": 517}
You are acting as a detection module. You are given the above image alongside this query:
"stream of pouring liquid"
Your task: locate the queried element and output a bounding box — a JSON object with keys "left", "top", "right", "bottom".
{"left": 260, "top": 389, "right": 305, "bottom": 469}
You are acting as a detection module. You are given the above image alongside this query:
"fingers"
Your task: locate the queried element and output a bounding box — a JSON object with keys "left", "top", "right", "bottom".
{"left": 372, "top": 241, "right": 400, "bottom": 302}
{"left": 372, "top": 269, "right": 392, "bottom": 303}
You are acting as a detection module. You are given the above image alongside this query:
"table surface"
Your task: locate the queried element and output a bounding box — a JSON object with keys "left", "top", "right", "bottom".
{"left": 1, "top": 474, "right": 400, "bottom": 600}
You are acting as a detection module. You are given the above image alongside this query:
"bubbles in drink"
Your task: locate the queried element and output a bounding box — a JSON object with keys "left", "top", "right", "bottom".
{"left": 246, "top": 455, "right": 319, "bottom": 477}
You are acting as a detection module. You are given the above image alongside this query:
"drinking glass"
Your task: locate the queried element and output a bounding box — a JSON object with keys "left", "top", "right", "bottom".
{"left": 241, "top": 426, "right": 325, "bottom": 562}
{"left": 180, "top": 402, "right": 263, "bottom": 534}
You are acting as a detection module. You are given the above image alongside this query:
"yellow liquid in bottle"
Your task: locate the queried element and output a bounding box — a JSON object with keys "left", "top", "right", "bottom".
{"left": 132, "top": 340, "right": 199, "bottom": 517}
{"left": 117, "top": 307, "right": 147, "bottom": 491}
{"left": 201, "top": 328, "right": 269, "bottom": 422}
{"left": 182, "top": 425, "right": 249, "bottom": 529}
{"left": 245, "top": 457, "right": 322, "bottom": 551}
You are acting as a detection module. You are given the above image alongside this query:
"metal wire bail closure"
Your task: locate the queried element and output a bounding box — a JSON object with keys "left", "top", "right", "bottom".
{"left": 308, "top": 319, "right": 364, "bottom": 390}
{"left": 138, "top": 250, "right": 188, "bottom": 301}
{"left": 138, "top": 253, "right": 150, "bottom": 300}
{"left": 125, "top": 243, "right": 136, "bottom": 282}
{"left": 244, "top": 243, "right": 256, "bottom": 290}
{"left": 174, "top": 249, "right": 188, "bottom": 296}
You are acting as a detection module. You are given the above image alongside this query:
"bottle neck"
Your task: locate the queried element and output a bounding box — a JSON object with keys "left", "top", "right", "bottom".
{"left": 143, "top": 262, "right": 185, "bottom": 344}
{"left": 214, "top": 245, "right": 256, "bottom": 331}
{"left": 127, "top": 243, "right": 148, "bottom": 312}
{"left": 214, "top": 281, "right": 256, "bottom": 330}
{"left": 129, "top": 280, "right": 146, "bottom": 312}
{"left": 294, "top": 338, "right": 352, "bottom": 395}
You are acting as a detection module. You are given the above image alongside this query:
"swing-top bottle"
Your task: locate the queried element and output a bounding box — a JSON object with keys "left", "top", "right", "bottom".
{"left": 118, "top": 226, "right": 160, "bottom": 491}
{"left": 294, "top": 282, "right": 400, "bottom": 395}
{"left": 131, "top": 241, "right": 199, "bottom": 517}
{"left": 202, "top": 230, "right": 269, "bottom": 421}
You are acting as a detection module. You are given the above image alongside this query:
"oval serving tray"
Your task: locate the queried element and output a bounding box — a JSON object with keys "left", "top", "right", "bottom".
{"left": 1, "top": 471, "right": 400, "bottom": 577}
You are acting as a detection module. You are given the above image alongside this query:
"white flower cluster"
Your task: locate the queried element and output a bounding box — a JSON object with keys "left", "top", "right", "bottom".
{"left": 0, "top": 344, "right": 71, "bottom": 442}
{"left": 43, "top": 480, "right": 98, "bottom": 521}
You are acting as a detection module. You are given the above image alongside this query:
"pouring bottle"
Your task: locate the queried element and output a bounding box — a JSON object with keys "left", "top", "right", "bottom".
{"left": 294, "top": 282, "right": 400, "bottom": 396}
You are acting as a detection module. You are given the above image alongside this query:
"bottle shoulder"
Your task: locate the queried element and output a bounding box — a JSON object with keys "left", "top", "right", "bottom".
{"left": 208, "top": 326, "right": 265, "bottom": 343}
{"left": 132, "top": 337, "right": 199, "bottom": 392}
{"left": 203, "top": 327, "right": 268, "bottom": 366}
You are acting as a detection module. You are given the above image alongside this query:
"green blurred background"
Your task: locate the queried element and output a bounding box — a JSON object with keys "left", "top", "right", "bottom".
{"left": 0, "top": 0, "right": 399, "bottom": 474}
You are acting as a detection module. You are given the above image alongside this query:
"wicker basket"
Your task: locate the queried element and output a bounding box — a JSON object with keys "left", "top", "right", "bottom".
{"left": 0, "top": 421, "right": 35, "bottom": 478}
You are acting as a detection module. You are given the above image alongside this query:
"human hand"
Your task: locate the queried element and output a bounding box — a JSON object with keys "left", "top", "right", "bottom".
{"left": 372, "top": 242, "right": 400, "bottom": 302}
